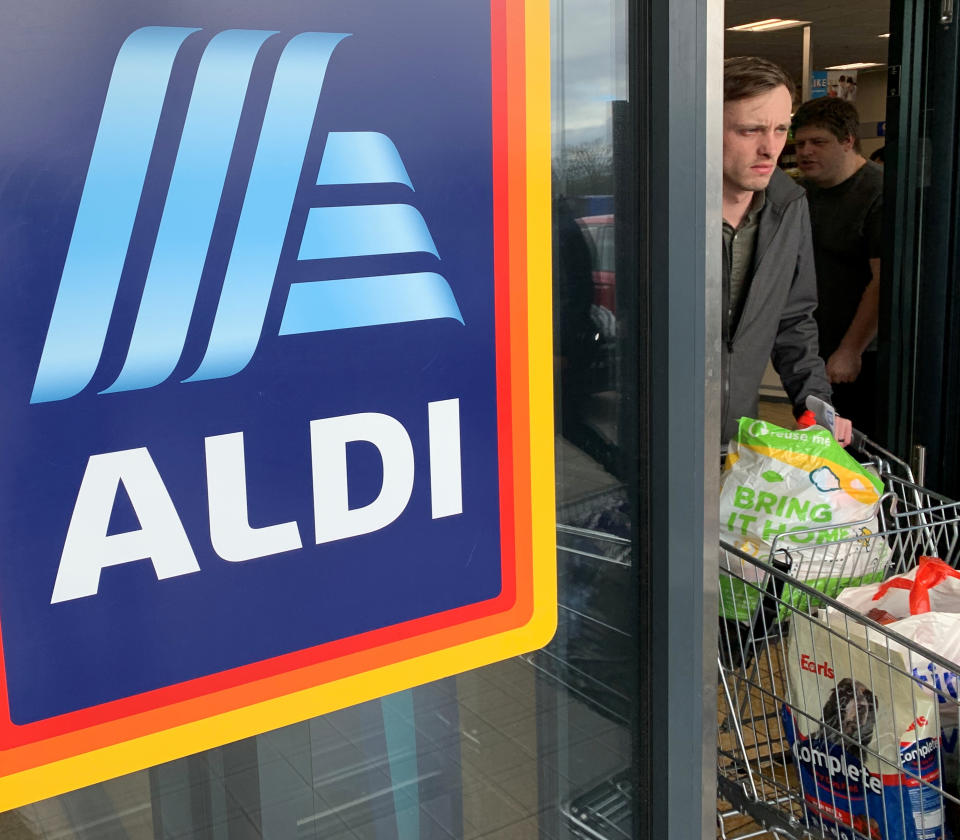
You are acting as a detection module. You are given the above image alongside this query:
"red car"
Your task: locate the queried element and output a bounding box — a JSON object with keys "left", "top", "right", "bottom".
{"left": 575, "top": 214, "right": 615, "bottom": 313}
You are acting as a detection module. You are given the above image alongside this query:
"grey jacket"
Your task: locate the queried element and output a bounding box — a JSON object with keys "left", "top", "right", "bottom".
{"left": 722, "top": 168, "right": 832, "bottom": 441}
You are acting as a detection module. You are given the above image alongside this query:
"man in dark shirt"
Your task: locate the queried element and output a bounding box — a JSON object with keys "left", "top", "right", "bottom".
{"left": 793, "top": 97, "right": 883, "bottom": 439}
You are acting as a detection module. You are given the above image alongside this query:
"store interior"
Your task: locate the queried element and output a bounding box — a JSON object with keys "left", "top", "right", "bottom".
{"left": 726, "top": 2, "right": 892, "bottom": 418}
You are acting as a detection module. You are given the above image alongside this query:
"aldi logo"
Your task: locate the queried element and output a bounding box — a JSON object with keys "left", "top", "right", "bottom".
{"left": 0, "top": 0, "right": 552, "bottom": 809}
{"left": 33, "top": 28, "right": 463, "bottom": 404}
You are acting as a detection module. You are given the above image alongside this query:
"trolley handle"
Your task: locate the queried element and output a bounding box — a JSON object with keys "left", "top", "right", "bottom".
{"left": 804, "top": 395, "right": 866, "bottom": 453}
{"left": 849, "top": 426, "right": 869, "bottom": 454}
{"left": 804, "top": 396, "right": 915, "bottom": 482}
{"left": 849, "top": 427, "right": 916, "bottom": 483}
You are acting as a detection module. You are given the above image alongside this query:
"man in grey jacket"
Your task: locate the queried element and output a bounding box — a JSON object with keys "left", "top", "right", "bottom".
{"left": 721, "top": 56, "right": 852, "bottom": 446}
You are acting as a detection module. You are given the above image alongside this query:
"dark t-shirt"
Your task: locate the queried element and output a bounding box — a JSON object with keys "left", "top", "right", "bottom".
{"left": 802, "top": 160, "right": 883, "bottom": 358}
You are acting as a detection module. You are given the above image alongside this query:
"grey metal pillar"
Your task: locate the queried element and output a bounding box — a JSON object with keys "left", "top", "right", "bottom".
{"left": 637, "top": 0, "right": 721, "bottom": 837}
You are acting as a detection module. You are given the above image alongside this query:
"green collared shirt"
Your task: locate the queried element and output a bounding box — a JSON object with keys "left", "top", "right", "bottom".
{"left": 722, "top": 190, "right": 765, "bottom": 335}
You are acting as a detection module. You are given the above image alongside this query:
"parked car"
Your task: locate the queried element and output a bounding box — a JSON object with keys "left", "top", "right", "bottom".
{"left": 575, "top": 214, "right": 615, "bottom": 313}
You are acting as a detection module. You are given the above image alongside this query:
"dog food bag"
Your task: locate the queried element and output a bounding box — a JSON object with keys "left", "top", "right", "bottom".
{"left": 720, "top": 418, "right": 889, "bottom": 621}
{"left": 834, "top": 558, "right": 960, "bottom": 827}
{"left": 785, "top": 611, "right": 947, "bottom": 840}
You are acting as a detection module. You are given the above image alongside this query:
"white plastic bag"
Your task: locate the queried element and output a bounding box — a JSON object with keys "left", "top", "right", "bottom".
{"left": 836, "top": 556, "right": 960, "bottom": 622}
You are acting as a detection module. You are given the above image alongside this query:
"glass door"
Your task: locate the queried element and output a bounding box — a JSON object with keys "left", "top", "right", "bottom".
{"left": 883, "top": 0, "right": 960, "bottom": 497}
{"left": 0, "top": 0, "right": 720, "bottom": 837}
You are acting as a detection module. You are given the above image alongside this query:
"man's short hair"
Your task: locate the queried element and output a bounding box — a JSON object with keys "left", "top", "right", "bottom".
{"left": 724, "top": 56, "right": 796, "bottom": 104}
{"left": 792, "top": 97, "right": 862, "bottom": 153}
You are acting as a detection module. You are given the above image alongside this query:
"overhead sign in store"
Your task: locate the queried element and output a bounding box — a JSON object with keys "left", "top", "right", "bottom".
{"left": 0, "top": 0, "right": 553, "bottom": 808}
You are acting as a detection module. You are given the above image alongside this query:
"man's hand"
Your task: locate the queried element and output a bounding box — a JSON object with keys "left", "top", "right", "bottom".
{"left": 834, "top": 415, "right": 853, "bottom": 447}
{"left": 826, "top": 347, "right": 862, "bottom": 384}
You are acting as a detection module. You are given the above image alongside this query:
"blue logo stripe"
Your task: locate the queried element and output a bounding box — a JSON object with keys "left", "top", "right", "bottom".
{"left": 297, "top": 204, "right": 439, "bottom": 261}
{"left": 185, "top": 32, "right": 349, "bottom": 384}
{"left": 278, "top": 273, "right": 463, "bottom": 335}
{"left": 316, "top": 132, "right": 413, "bottom": 189}
{"left": 30, "top": 26, "right": 199, "bottom": 404}
{"left": 102, "top": 29, "right": 277, "bottom": 394}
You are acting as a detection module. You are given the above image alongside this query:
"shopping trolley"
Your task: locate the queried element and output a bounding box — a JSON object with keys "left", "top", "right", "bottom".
{"left": 717, "top": 436, "right": 960, "bottom": 840}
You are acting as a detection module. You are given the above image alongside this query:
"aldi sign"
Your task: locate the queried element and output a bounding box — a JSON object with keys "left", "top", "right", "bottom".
{"left": 0, "top": 0, "right": 553, "bottom": 807}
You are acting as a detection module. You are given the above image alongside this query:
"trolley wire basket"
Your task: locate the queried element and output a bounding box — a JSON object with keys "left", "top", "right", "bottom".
{"left": 718, "top": 437, "right": 960, "bottom": 840}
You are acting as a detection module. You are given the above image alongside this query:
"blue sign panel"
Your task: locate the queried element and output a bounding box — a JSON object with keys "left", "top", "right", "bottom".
{"left": 0, "top": 1, "right": 556, "bottom": 799}
{"left": 2, "top": 6, "right": 501, "bottom": 722}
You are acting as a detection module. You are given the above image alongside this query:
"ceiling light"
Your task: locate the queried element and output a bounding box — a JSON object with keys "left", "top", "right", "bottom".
{"left": 727, "top": 18, "right": 811, "bottom": 32}
{"left": 878, "top": 33, "right": 891, "bottom": 38}
{"left": 825, "top": 62, "right": 884, "bottom": 70}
